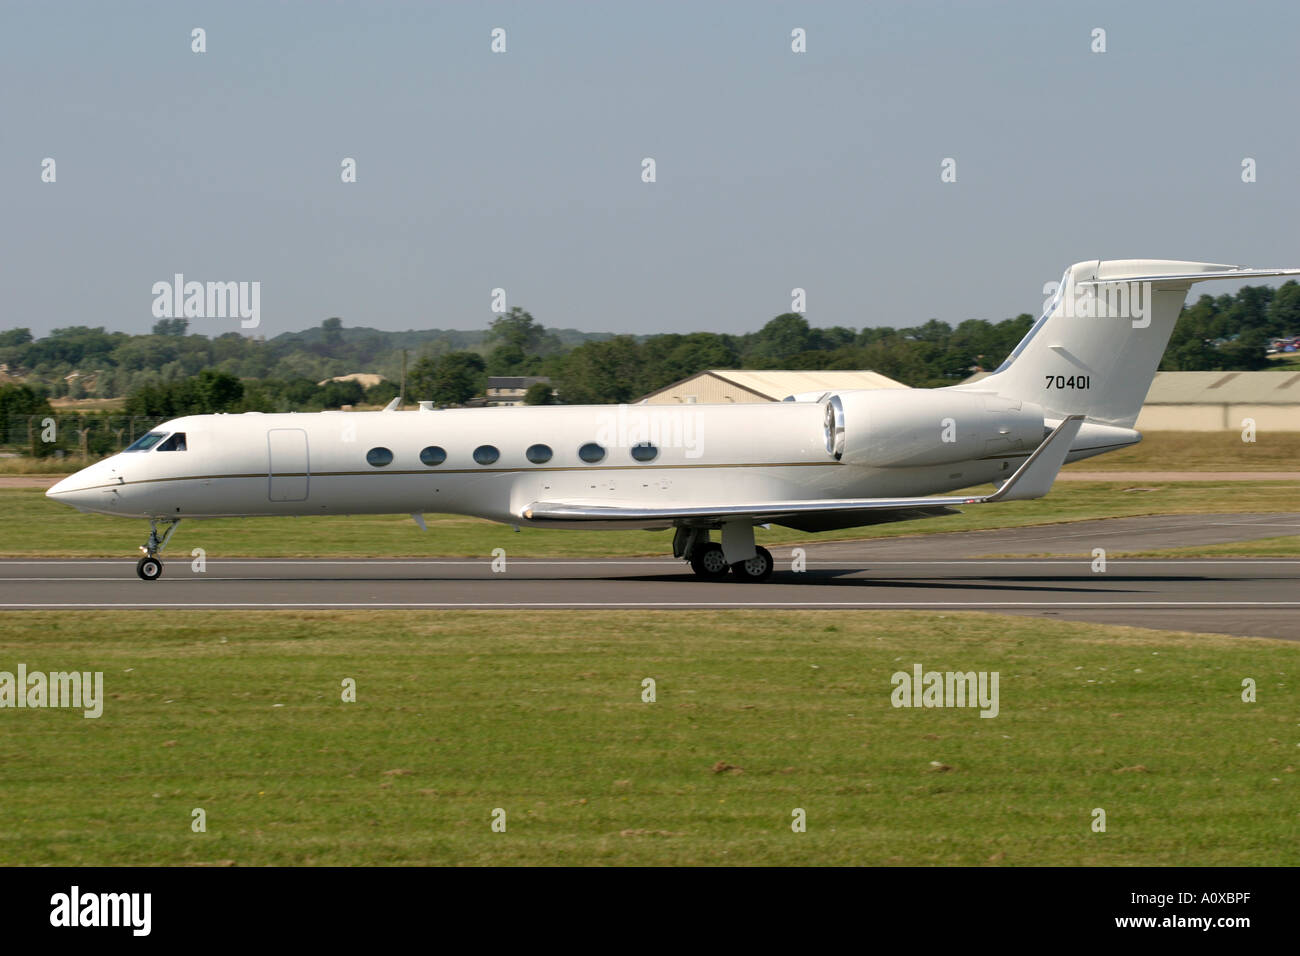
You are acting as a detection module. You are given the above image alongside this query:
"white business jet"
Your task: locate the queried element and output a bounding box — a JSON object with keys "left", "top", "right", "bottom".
{"left": 47, "top": 259, "right": 1300, "bottom": 582}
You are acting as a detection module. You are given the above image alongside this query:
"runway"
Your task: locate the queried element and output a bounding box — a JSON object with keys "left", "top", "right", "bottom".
{"left": 2, "top": 513, "right": 1298, "bottom": 640}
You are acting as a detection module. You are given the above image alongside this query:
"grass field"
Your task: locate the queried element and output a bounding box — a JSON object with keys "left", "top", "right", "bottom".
{"left": 0, "top": 610, "right": 1293, "bottom": 866}
{"left": 0, "top": 457, "right": 83, "bottom": 475}
{"left": 990, "top": 537, "right": 1300, "bottom": 559}
{"left": 1108, "top": 535, "right": 1300, "bottom": 558}
{"left": 1061, "top": 430, "right": 1300, "bottom": 471}
{"left": 4, "top": 480, "right": 1297, "bottom": 558}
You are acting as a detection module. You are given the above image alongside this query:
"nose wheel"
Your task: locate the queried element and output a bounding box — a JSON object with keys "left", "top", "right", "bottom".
{"left": 135, "top": 518, "right": 181, "bottom": 582}
{"left": 136, "top": 556, "right": 163, "bottom": 581}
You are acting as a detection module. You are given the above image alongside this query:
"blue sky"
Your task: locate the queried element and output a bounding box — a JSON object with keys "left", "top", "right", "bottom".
{"left": 4, "top": 0, "right": 1299, "bottom": 339}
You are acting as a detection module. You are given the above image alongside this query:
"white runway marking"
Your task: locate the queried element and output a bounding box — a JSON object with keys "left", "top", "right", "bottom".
{"left": 4, "top": 559, "right": 1300, "bottom": 581}
{"left": 0, "top": 558, "right": 680, "bottom": 566}
{"left": 3, "top": 558, "right": 1298, "bottom": 569}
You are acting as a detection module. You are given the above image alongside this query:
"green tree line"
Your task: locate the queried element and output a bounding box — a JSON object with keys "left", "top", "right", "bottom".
{"left": 2, "top": 282, "right": 1295, "bottom": 411}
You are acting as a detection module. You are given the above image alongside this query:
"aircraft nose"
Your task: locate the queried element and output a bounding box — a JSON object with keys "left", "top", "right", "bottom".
{"left": 46, "top": 473, "right": 77, "bottom": 499}
{"left": 46, "top": 471, "right": 91, "bottom": 507}
{"left": 45, "top": 461, "right": 117, "bottom": 510}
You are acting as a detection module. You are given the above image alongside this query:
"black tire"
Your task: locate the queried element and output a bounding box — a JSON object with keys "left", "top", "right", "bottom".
{"left": 731, "top": 546, "right": 774, "bottom": 583}
{"left": 136, "top": 556, "right": 163, "bottom": 581}
{"left": 689, "top": 542, "right": 731, "bottom": 579}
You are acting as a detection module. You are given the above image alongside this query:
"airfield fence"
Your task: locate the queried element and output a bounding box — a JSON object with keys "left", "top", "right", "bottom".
{"left": 1, "top": 414, "right": 167, "bottom": 459}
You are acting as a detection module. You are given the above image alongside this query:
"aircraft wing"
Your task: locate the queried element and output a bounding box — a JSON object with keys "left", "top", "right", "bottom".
{"left": 522, "top": 416, "right": 1084, "bottom": 531}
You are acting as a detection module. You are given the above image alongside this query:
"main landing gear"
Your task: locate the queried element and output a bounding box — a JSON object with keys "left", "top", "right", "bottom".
{"left": 689, "top": 542, "right": 731, "bottom": 579}
{"left": 731, "top": 546, "right": 775, "bottom": 583}
{"left": 675, "top": 526, "right": 775, "bottom": 583}
{"left": 136, "top": 518, "right": 181, "bottom": 581}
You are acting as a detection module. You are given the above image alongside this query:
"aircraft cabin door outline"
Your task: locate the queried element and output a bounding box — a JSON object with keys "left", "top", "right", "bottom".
{"left": 267, "top": 428, "right": 310, "bottom": 501}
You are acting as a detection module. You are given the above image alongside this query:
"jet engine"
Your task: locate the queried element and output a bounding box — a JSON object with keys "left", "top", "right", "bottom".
{"left": 823, "top": 389, "right": 1045, "bottom": 468}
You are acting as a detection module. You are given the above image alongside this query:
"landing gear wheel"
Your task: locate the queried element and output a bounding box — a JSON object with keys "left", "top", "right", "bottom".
{"left": 136, "top": 556, "right": 163, "bottom": 581}
{"left": 134, "top": 518, "right": 181, "bottom": 581}
{"left": 689, "top": 542, "right": 731, "bottom": 580}
{"left": 731, "top": 546, "right": 774, "bottom": 583}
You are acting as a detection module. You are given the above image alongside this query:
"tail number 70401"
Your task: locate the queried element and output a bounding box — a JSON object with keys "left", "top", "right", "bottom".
{"left": 1046, "top": 375, "right": 1090, "bottom": 389}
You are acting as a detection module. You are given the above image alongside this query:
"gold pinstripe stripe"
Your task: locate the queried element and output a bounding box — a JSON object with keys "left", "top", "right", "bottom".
{"left": 56, "top": 460, "right": 844, "bottom": 494}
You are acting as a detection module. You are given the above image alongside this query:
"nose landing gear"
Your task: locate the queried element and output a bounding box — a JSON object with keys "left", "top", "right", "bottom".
{"left": 136, "top": 555, "right": 163, "bottom": 581}
{"left": 136, "top": 518, "right": 181, "bottom": 581}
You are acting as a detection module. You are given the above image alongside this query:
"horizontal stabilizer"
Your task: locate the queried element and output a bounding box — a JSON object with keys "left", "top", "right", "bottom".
{"left": 1077, "top": 267, "right": 1300, "bottom": 289}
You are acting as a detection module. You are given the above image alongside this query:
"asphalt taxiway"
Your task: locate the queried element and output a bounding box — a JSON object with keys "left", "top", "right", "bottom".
{"left": 1, "top": 513, "right": 1298, "bottom": 640}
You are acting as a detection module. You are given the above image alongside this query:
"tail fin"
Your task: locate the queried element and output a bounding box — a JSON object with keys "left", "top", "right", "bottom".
{"left": 952, "top": 259, "right": 1300, "bottom": 427}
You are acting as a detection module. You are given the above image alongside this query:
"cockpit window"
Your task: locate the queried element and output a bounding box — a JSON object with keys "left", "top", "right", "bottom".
{"left": 156, "top": 432, "right": 187, "bottom": 452}
{"left": 125, "top": 431, "right": 168, "bottom": 452}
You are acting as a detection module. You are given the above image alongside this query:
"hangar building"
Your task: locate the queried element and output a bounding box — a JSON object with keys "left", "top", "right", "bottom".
{"left": 637, "top": 369, "right": 908, "bottom": 405}
{"left": 963, "top": 369, "right": 1300, "bottom": 430}
{"left": 1135, "top": 371, "right": 1300, "bottom": 431}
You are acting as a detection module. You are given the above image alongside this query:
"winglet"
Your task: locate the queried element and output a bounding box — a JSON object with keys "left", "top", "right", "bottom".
{"left": 983, "top": 415, "right": 1084, "bottom": 502}
{"left": 383, "top": 397, "right": 402, "bottom": 412}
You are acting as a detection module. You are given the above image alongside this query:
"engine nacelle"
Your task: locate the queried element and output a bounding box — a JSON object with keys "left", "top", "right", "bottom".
{"left": 823, "top": 389, "right": 1044, "bottom": 468}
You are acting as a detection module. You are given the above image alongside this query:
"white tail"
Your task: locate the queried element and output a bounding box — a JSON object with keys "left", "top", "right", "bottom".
{"left": 952, "top": 259, "right": 1300, "bottom": 427}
